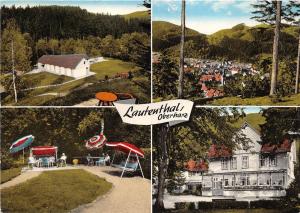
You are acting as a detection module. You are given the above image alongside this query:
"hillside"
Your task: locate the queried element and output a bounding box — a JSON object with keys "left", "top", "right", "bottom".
{"left": 153, "top": 21, "right": 299, "bottom": 61}
{"left": 123, "top": 11, "right": 149, "bottom": 20}
{"left": 231, "top": 113, "right": 266, "bottom": 132}
{"left": 152, "top": 21, "right": 204, "bottom": 51}
{"left": 208, "top": 23, "right": 299, "bottom": 44}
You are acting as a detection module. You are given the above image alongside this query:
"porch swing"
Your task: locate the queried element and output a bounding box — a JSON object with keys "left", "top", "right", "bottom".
{"left": 106, "top": 142, "right": 144, "bottom": 178}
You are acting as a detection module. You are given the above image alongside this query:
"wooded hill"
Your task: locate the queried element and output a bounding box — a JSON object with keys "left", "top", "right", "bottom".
{"left": 1, "top": 5, "right": 150, "bottom": 41}
{"left": 123, "top": 11, "right": 149, "bottom": 20}
{"left": 153, "top": 21, "right": 299, "bottom": 62}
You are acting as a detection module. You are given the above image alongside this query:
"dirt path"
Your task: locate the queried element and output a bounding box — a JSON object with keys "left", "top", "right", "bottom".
{"left": 73, "top": 166, "right": 151, "bottom": 213}
{"left": 73, "top": 98, "right": 98, "bottom": 106}
{"left": 0, "top": 171, "right": 42, "bottom": 190}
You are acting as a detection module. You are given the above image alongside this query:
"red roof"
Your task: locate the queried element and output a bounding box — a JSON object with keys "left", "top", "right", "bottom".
{"left": 207, "top": 144, "right": 232, "bottom": 158}
{"left": 200, "top": 75, "right": 213, "bottom": 82}
{"left": 261, "top": 139, "right": 292, "bottom": 154}
{"left": 38, "top": 54, "right": 87, "bottom": 69}
{"left": 185, "top": 159, "right": 208, "bottom": 172}
{"left": 215, "top": 73, "right": 222, "bottom": 82}
{"left": 206, "top": 89, "right": 224, "bottom": 98}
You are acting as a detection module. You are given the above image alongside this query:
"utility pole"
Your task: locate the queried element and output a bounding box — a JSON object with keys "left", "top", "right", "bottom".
{"left": 11, "top": 40, "right": 18, "bottom": 103}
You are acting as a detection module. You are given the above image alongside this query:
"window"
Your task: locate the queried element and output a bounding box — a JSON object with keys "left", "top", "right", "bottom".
{"left": 242, "top": 156, "right": 249, "bottom": 169}
{"left": 240, "top": 175, "right": 250, "bottom": 186}
{"left": 221, "top": 159, "right": 228, "bottom": 170}
{"left": 259, "top": 155, "right": 267, "bottom": 167}
{"left": 230, "top": 157, "right": 237, "bottom": 169}
{"left": 232, "top": 176, "right": 236, "bottom": 186}
{"left": 224, "top": 179, "right": 229, "bottom": 186}
{"left": 269, "top": 156, "right": 277, "bottom": 167}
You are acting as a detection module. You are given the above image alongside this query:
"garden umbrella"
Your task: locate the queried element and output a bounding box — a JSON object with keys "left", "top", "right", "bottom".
{"left": 10, "top": 135, "right": 34, "bottom": 163}
{"left": 85, "top": 133, "right": 107, "bottom": 150}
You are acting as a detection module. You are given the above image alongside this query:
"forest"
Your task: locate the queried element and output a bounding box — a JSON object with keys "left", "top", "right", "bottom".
{"left": 0, "top": 5, "right": 150, "bottom": 72}
{"left": 1, "top": 5, "right": 150, "bottom": 40}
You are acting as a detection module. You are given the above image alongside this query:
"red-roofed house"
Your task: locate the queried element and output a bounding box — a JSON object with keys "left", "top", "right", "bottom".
{"left": 177, "top": 122, "right": 297, "bottom": 199}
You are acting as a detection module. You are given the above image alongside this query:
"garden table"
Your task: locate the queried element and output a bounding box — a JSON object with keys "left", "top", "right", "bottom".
{"left": 95, "top": 92, "right": 117, "bottom": 106}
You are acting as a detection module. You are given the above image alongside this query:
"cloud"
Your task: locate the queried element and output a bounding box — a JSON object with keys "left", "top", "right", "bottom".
{"left": 211, "top": 0, "right": 235, "bottom": 12}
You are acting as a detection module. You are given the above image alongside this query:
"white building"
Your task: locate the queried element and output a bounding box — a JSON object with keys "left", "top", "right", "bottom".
{"left": 37, "top": 54, "right": 90, "bottom": 78}
{"left": 181, "top": 122, "right": 297, "bottom": 199}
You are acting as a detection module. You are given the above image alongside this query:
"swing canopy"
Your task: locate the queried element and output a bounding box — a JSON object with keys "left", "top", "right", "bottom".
{"left": 31, "top": 146, "right": 57, "bottom": 156}
{"left": 106, "top": 142, "right": 144, "bottom": 158}
{"left": 10, "top": 135, "right": 34, "bottom": 153}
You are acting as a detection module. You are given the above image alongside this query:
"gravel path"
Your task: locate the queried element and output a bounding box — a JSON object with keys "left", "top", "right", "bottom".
{"left": 73, "top": 166, "right": 151, "bottom": 213}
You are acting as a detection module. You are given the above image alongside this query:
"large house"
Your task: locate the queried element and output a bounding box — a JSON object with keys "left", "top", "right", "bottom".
{"left": 180, "top": 122, "right": 297, "bottom": 199}
{"left": 37, "top": 54, "right": 90, "bottom": 78}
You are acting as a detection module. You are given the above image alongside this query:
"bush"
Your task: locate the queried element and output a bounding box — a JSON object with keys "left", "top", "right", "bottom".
{"left": 250, "top": 200, "right": 284, "bottom": 209}
{"left": 175, "top": 202, "right": 189, "bottom": 210}
{"left": 213, "top": 200, "right": 249, "bottom": 209}
{"left": 198, "top": 202, "right": 214, "bottom": 209}
{"left": 188, "top": 202, "right": 196, "bottom": 210}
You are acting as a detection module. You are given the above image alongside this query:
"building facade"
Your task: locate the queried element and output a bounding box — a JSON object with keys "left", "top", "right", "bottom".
{"left": 181, "top": 122, "right": 297, "bottom": 199}
{"left": 37, "top": 54, "right": 90, "bottom": 78}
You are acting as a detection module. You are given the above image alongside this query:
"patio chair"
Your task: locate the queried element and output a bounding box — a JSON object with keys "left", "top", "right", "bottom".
{"left": 95, "top": 157, "right": 105, "bottom": 166}
{"left": 49, "top": 157, "right": 55, "bottom": 167}
{"left": 41, "top": 158, "right": 49, "bottom": 168}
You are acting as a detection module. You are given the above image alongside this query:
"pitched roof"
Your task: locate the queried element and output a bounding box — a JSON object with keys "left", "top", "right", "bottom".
{"left": 207, "top": 144, "right": 232, "bottom": 159}
{"left": 261, "top": 139, "right": 292, "bottom": 154}
{"left": 38, "top": 54, "right": 88, "bottom": 69}
{"left": 185, "top": 159, "right": 208, "bottom": 172}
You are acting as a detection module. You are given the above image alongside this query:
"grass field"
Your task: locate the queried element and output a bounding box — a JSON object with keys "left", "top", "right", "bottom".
{"left": 209, "top": 94, "right": 300, "bottom": 106}
{"left": 90, "top": 59, "right": 141, "bottom": 79}
{"left": 1, "top": 169, "right": 112, "bottom": 212}
{"left": 231, "top": 113, "right": 265, "bottom": 132}
{"left": 23, "top": 72, "right": 73, "bottom": 87}
{"left": 1, "top": 167, "right": 22, "bottom": 184}
{"left": 123, "top": 11, "right": 149, "bottom": 20}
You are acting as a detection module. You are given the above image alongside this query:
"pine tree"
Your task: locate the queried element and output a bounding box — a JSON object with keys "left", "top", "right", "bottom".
{"left": 251, "top": 1, "right": 300, "bottom": 95}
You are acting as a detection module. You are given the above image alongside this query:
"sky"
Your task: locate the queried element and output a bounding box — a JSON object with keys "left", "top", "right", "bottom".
{"left": 153, "top": 0, "right": 261, "bottom": 34}
{"left": 1, "top": 0, "right": 147, "bottom": 15}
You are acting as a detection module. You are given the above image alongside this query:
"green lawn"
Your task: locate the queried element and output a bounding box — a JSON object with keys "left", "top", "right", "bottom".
{"left": 1, "top": 169, "right": 112, "bottom": 212}
{"left": 208, "top": 94, "right": 300, "bottom": 106}
{"left": 169, "top": 209, "right": 283, "bottom": 213}
{"left": 1, "top": 167, "right": 22, "bottom": 184}
{"left": 1, "top": 59, "right": 148, "bottom": 106}
{"left": 90, "top": 59, "right": 141, "bottom": 79}
{"left": 23, "top": 72, "right": 74, "bottom": 87}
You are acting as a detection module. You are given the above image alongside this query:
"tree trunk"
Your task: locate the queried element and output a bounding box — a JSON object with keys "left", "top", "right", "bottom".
{"left": 11, "top": 41, "right": 18, "bottom": 103}
{"left": 154, "top": 125, "right": 169, "bottom": 211}
{"left": 295, "top": 31, "right": 300, "bottom": 94}
{"left": 270, "top": 1, "right": 281, "bottom": 96}
{"left": 178, "top": 0, "right": 185, "bottom": 98}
